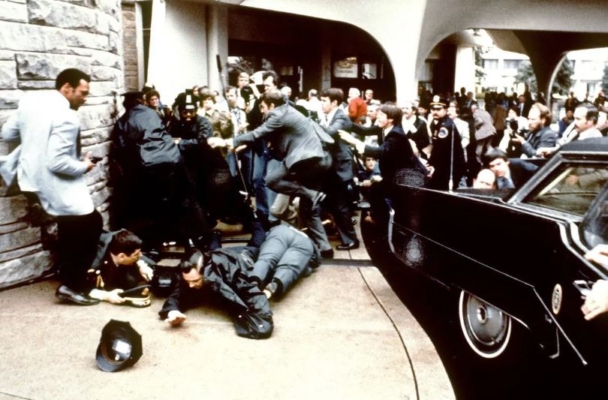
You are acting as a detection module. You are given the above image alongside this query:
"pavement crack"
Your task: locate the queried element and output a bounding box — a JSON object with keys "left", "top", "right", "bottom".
{"left": 0, "top": 391, "right": 34, "bottom": 400}
{"left": 357, "top": 267, "right": 420, "bottom": 400}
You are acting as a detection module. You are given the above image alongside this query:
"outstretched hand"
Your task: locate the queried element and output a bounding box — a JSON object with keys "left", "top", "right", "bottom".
{"left": 581, "top": 245, "right": 608, "bottom": 320}
{"left": 337, "top": 130, "right": 360, "bottom": 146}
{"left": 166, "top": 310, "right": 187, "bottom": 326}
{"left": 585, "top": 244, "right": 608, "bottom": 268}
{"left": 581, "top": 280, "right": 608, "bottom": 321}
{"left": 208, "top": 137, "right": 229, "bottom": 149}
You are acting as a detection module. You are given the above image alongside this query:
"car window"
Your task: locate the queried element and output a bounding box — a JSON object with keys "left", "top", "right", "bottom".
{"left": 582, "top": 186, "right": 608, "bottom": 249}
{"left": 524, "top": 163, "right": 608, "bottom": 216}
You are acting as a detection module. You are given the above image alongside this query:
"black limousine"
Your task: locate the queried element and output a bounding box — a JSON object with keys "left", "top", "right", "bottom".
{"left": 362, "top": 138, "right": 608, "bottom": 366}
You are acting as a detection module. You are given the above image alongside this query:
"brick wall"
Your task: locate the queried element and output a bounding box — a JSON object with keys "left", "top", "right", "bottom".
{"left": 0, "top": 0, "right": 125, "bottom": 289}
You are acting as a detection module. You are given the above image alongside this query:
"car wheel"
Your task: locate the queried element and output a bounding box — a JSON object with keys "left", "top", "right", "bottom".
{"left": 458, "top": 290, "right": 512, "bottom": 359}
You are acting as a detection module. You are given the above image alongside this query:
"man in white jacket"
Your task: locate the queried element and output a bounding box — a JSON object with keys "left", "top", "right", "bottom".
{"left": 1, "top": 68, "right": 101, "bottom": 305}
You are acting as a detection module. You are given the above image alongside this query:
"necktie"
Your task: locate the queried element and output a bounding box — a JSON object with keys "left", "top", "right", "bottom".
{"left": 498, "top": 176, "right": 515, "bottom": 189}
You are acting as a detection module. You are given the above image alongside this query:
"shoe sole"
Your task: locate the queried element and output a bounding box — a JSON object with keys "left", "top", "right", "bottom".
{"left": 56, "top": 293, "right": 100, "bottom": 306}
{"left": 122, "top": 296, "right": 152, "bottom": 308}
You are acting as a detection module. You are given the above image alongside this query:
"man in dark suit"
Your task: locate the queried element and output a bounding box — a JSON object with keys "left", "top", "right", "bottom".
{"left": 319, "top": 88, "right": 360, "bottom": 251}
{"left": 483, "top": 148, "right": 538, "bottom": 189}
{"left": 212, "top": 89, "right": 330, "bottom": 207}
{"left": 245, "top": 70, "right": 281, "bottom": 229}
{"left": 510, "top": 103, "right": 556, "bottom": 158}
{"left": 402, "top": 100, "right": 432, "bottom": 159}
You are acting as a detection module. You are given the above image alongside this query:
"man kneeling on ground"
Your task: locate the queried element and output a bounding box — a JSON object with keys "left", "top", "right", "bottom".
{"left": 88, "top": 230, "right": 154, "bottom": 307}
{"left": 159, "top": 246, "right": 273, "bottom": 339}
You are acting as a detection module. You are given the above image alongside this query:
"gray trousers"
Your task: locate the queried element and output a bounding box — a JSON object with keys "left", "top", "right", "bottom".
{"left": 251, "top": 225, "right": 315, "bottom": 295}
{"left": 298, "top": 196, "right": 332, "bottom": 252}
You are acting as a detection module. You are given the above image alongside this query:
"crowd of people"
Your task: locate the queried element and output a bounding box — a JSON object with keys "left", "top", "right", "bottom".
{"left": 3, "top": 66, "right": 608, "bottom": 339}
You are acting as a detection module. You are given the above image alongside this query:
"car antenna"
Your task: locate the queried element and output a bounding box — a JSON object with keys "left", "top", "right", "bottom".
{"left": 448, "top": 123, "right": 455, "bottom": 193}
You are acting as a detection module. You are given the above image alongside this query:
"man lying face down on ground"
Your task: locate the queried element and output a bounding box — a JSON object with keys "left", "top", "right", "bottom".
{"left": 158, "top": 223, "right": 320, "bottom": 339}
{"left": 159, "top": 245, "right": 273, "bottom": 339}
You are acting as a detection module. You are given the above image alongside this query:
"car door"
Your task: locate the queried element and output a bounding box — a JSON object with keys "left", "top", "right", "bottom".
{"left": 511, "top": 159, "right": 608, "bottom": 365}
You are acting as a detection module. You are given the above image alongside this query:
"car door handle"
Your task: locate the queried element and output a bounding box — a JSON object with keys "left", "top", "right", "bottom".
{"left": 573, "top": 280, "right": 593, "bottom": 298}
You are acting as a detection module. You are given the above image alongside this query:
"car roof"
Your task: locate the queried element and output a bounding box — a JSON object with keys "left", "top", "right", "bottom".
{"left": 560, "top": 137, "right": 608, "bottom": 153}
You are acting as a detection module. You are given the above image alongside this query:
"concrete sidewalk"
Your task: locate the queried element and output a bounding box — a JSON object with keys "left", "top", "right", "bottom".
{"left": 0, "top": 264, "right": 454, "bottom": 400}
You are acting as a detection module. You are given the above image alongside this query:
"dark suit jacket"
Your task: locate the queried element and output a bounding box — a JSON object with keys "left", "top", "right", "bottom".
{"left": 509, "top": 158, "right": 539, "bottom": 187}
{"left": 404, "top": 116, "right": 431, "bottom": 155}
{"left": 521, "top": 126, "right": 556, "bottom": 158}
{"left": 363, "top": 125, "right": 417, "bottom": 185}
{"left": 322, "top": 108, "right": 354, "bottom": 182}
{"left": 233, "top": 104, "right": 324, "bottom": 169}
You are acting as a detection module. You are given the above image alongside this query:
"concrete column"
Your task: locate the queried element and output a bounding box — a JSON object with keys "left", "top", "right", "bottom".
{"left": 206, "top": 5, "right": 229, "bottom": 94}
{"left": 147, "top": 0, "right": 207, "bottom": 106}
{"left": 454, "top": 46, "right": 475, "bottom": 93}
{"left": 528, "top": 51, "right": 566, "bottom": 109}
{"left": 147, "top": 0, "right": 167, "bottom": 92}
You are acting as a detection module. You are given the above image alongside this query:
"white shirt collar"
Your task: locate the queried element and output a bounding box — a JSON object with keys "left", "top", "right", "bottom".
{"left": 325, "top": 107, "right": 338, "bottom": 124}
{"left": 383, "top": 126, "right": 393, "bottom": 137}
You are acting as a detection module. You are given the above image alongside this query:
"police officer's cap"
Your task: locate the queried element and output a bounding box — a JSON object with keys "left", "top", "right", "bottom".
{"left": 176, "top": 91, "right": 198, "bottom": 111}
{"left": 429, "top": 95, "right": 448, "bottom": 109}
{"left": 96, "top": 320, "right": 143, "bottom": 372}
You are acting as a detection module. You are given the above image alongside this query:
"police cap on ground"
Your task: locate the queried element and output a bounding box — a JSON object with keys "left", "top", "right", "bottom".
{"left": 96, "top": 320, "right": 143, "bottom": 372}
{"left": 430, "top": 95, "right": 448, "bottom": 108}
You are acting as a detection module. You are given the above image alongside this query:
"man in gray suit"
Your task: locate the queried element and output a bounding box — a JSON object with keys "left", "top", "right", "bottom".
{"left": 319, "top": 88, "right": 359, "bottom": 251}
{"left": 213, "top": 89, "right": 330, "bottom": 207}
{"left": 1, "top": 68, "right": 102, "bottom": 305}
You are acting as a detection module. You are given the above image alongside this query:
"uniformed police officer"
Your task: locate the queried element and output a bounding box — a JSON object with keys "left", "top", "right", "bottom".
{"left": 427, "top": 96, "right": 466, "bottom": 191}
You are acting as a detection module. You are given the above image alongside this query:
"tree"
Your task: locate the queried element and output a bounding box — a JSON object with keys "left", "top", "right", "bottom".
{"left": 514, "top": 59, "right": 574, "bottom": 96}
{"left": 602, "top": 64, "right": 608, "bottom": 94}
{"left": 553, "top": 59, "right": 574, "bottom": 96}
{"left": 474, "top": 46, "right": 486, "bottom": 85}
{"left": 514, "top": 61, "right": 536, "bottom": 93}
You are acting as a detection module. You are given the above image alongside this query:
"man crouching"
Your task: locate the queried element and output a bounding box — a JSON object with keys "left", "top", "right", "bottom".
{"left": 159, "top": 247, "right": 273, "bottom": 339}
{"left": 88, "top": 230, "right": 154, "bottom": 307}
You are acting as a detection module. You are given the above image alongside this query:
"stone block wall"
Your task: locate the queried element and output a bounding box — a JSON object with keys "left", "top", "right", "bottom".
{"left": 0, "top": 0, "right": 125, "bottom": 289}
{"left": 122, "top": 2, "right": 140, "bottom": 91}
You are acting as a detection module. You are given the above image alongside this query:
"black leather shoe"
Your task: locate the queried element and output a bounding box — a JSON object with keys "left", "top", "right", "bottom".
{"left": 320, "top": 248, "right": 334, "bottom": 259}
{"left": 336, "top": 241, "right": 360, "bottom": 251}
{"left": 55, "top": 285, "right": 100, "bottom": 306}
{"left": 311, "top": 191, "right": 327, "bottom": 209}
